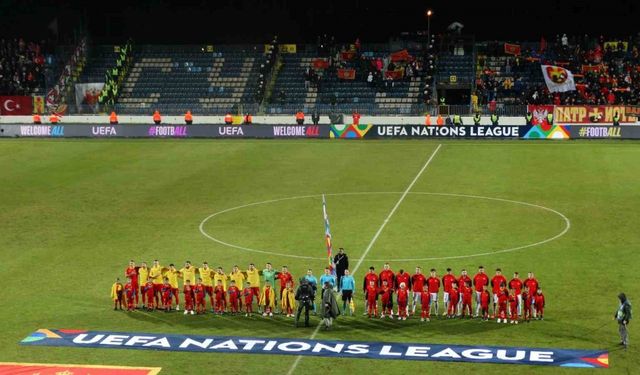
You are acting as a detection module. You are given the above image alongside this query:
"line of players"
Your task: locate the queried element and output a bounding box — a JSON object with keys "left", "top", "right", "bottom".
{"left": 110, "top": 260, "right": 546, "bottom": 323}
{"left": 359, "top": 264, "right": 546, "bottom": 324}
{"left": 112, "top": 260, "right": 320, "bottom": 317}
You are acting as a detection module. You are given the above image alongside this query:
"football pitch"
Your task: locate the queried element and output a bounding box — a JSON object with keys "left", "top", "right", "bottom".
{"left": 1, "top": 138, "right": 639, "bottom": 374}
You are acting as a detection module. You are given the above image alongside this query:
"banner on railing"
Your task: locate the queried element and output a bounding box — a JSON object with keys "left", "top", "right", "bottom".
{"left": 74, "top": 83, "right": 104, "bottom": 113}
{"left": 527, "top": 105, "right": 638, "bottom": 123}
{"left": 0, "top": 96, "right": 34, "bottom": 115}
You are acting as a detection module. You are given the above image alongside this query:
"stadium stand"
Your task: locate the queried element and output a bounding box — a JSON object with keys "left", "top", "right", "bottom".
{"left": 115, "top": 45, "right": 263, "bottom": 115}
{"left": 475, "top": 36, "right": 640, "bottom": 107}
{"left": 0, "top": 37, "right": 47, "bottom": 95}
{"left": 78, "top": 45, "right": 118, "bottom": 83}
{"left": 266, "top": 42, "right": 427, "bottom": 115}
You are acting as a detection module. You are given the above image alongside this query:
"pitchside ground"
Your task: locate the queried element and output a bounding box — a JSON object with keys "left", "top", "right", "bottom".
{"left": 1, "top": 139, "right": 639, "bottom": 374}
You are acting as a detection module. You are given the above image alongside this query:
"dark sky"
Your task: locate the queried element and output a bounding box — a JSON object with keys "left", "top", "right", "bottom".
{"left": 1, "top": 0, "right": 639, "bottom": 44}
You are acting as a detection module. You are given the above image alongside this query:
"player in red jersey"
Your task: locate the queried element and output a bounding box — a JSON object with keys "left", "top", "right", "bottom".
{"left": 534, "top": 289, "right": 545, "bottom": 320}
{"left": 491, "top": 268, "right": 507, "bottom": 318}
{"left": 447, "top": 283, "right": 460, "bottom": 318}
{"left": 460, "top": 281, "right": 473, "bottom": 318}
{"left": 524, "top": 272, "right": 539, "bottom": 317}
{"left": 194, "top": 278, "right": 206, "bottom": 314}
{"left": 124, "top": 260, "right": 139, "bottom": 306}
{"left": 214, "top": 279, "right": 226, "bottom": 314}
{"left": 457, "top": 269, "right": 472, "bottom": 314}
{"left": 276, "top": 266, "right": 293, "bottom": 306}
{"left": 227, "top": 281, "right": 240, "bottom": 314}
{"left": 508, "top": 287, "right": 519, "bottom": 324}
{"left": 442, "top": 268, "right": 457, "bottom": 317}
{"left": 521, "top": 286, "right": 533, "bottom": 322}
{"left": 397, "top": 282, "right": 409, "bottom": 320}
{"left": 480, "top": 285, "right": 491, "bottom": 321}
{"left": 143, "top": 279, "right": 155, "bottom": 311}
{"left": 160, "top": 278, "right": 173, "bottom": 312}
{"left": 242, "top": 281, "right": 254, "bottom": 316}
{"left": 366, "top": 280, "right": 378, "bottom": 318}
{"left": 379, "top": 263, "right": 395, "bottom": 288}
{"left": 426, "top": 269, "right": 441, "bottom": 317}
{"left": 473, "top": 266, "right": 489, "bottom": 317}
{"left": 411, "top": 267, "right": 427, "bottom": 315}
{"left": 378, "top": 280, "right": 394, "bottom": 318}
{"left": 363, "top": 267, "right": 378, "bottom": 315}
{"left": 395, "top": 269, "right": 410, "bottom": 290}
{"left": 420, "top": 285, "right": 431, "bottom": 322}
{"left": 183, "top": 280, "right": 195, "bottom": 315}
{"left": 497, "top": 286, "right": 509, "bottom": 323}
{"left": 508, "top": 271, "right": 523, "bottom": 317}
{"left": 124, "top": 277, "right": 136, "bottom": 311}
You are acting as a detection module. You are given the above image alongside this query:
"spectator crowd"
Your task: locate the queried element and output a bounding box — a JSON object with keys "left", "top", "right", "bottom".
{"left": 475, "top": 34, "right": 640, "bottom": 107}
{"left": 0, "top": 38, "right": 47, "bottom": 95}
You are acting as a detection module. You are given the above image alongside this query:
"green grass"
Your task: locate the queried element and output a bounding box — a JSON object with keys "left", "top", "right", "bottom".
{"left": 1, "top": 139, "right": 639, "bottom": 374}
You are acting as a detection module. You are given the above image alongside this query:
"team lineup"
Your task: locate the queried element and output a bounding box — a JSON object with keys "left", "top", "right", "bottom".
{"left": 111, "top": 251, "right": 546, "bottom": 325}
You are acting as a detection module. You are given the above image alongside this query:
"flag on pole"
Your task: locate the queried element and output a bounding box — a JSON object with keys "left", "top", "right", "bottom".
{"left": 322, "top": 194, "right": 336, "bottom": 276}
{"left": 541, "top": 65, "right": 576, "bottom": 93}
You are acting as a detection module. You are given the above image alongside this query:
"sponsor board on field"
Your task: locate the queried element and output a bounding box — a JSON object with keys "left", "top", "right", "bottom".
{"left": 0, "top": 362, "right": 161, "bottom": 375}
{"left": 20, "top": 329, "right": 608, "bottom": 368}
{"left": 0, "top": 125, "right": 331, "bottom": 138}
{"left": 330, "top": 125, "right": 524, "bottom": 139}
{"left": 570, "top": 125, "right": 640, "bottom": 139}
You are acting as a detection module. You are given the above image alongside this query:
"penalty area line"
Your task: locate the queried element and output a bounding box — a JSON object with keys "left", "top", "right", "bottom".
{"left": 285, "top": 143, "right": 442, "bottom": 375}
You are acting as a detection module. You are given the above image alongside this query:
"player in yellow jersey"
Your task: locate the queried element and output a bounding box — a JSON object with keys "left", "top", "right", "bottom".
{"left": 198, "top": 262, "right": 215, "bottom": 311}
{"left": 180, "top": 261, "right": 197, "bottom": 286}
{"left": 150, "top": 260, "right": 167, "bottom": 307}
{"left": 229, "top": 265, "right": 246, "bottom": 310}
{"left": 245, "top": 263, "right": 261, "bottom": 311}
{"left": 165, "top": 264, "right": 181, "bottom": 310}
{"left": 138, "top": 262, "right": 150, "bottom": 308}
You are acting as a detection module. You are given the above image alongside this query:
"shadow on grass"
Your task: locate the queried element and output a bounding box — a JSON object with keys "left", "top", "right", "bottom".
{"left": 120, "top": 309, "right": 511, "bottom": 339}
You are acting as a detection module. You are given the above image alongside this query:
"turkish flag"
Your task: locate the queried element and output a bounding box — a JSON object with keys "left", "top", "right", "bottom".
{"left": 0, "top": 96, "right": 33, "bottom": 115}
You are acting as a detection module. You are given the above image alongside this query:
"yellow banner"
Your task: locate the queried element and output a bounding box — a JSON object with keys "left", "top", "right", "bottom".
{"left": 604, "top": 41, "right": 628, "bottom": 52}
{"left": 33, "top": 95, "right": 45, "bottom": 114}
{"left": 280, "top": 44, "right": 297, "bottom": 53}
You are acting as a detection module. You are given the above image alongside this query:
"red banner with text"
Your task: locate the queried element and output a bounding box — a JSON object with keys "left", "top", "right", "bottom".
{"left": 528, "top": 105, "right": 638, "bottom": 123}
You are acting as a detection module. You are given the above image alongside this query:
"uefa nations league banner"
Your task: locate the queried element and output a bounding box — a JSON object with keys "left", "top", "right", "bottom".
{"left": 21, "top": 329, "right": 608, "bottom": 368}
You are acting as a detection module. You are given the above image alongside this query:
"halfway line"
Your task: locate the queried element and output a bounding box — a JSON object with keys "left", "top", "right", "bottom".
{"left": 284, "top": 143, "right": 442, "bottom": 375}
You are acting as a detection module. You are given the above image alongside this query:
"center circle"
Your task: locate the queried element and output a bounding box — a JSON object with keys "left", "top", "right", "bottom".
{"left": 199, "top": 192, "right": 570, "bottom": 261}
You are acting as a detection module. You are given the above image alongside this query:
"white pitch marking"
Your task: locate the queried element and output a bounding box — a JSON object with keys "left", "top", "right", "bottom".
{"left": 199, "top": 192, "right": 571, "bottom": 262}
{"left": 284, "top": 144, "right": 442, "bottom": 375}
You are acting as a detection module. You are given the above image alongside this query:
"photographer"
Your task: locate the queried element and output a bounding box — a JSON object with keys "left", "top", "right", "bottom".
{"left": 295, "top": 278, "right": 315, "bottom": 327}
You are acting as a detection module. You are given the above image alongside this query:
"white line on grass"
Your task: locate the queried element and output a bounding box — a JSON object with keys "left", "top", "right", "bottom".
{"left": 284, "top": 144, "right": 442, "bottom": 375}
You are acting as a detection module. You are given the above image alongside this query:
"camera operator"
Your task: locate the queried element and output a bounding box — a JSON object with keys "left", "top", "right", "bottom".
{"left": 295, "top": 278, "right": 315, "bottom": 327}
